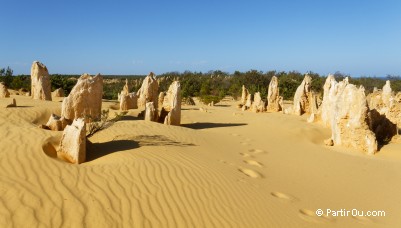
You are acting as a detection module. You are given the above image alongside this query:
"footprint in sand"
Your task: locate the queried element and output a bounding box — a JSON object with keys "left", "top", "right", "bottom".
{"left": 270, "top": 192, "right": 297, "bottom": 202}
{"left": 238, "top": 167, "right": 263, "bottom": 178}
{"left": 231, "top": 133, "right": 241, "bottom": 137}
{"left": 218, "top": 159, "right": 235, "bottom": 166}
{"left": 248, "top": 149, "right": 266, "bottom": 154}
{"left": 240, "top": 142, "right": 251, "bottom": 146}
{"left": 299, "top": 209, "right": 335, "bottom": 223}
{"left": 243, "top": 160, "right": 263, "bottom": 167}
{"left": 240, "top": 153, "right": 252, "bottom": 158}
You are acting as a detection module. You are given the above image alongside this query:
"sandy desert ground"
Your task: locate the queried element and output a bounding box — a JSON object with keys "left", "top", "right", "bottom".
{"left": 1, "top": 94, "right": 401, "bottom": 228}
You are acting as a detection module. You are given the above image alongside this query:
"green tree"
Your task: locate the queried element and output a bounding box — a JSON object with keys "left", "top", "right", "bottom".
{"left": 0, "top": 66, "right": 13, "bottom": 87}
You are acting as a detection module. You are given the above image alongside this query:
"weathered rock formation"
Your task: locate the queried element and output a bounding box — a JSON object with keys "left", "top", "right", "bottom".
{"left": 240, "top": 85, "right": 249, "bottom": 106}
{"left": 367, "top": 80, "right": 400, "bottom": 137}
{"left": 0, "top": 82, "right": 10, "bottom": 98}
{"left": 61, "top": 73, "right": 103, "bottom": 122}
{"left": 158, "top": 92, "right": 165, "bottom": 108}
{"left": 319, "top": 74, "right": 338, "bottom": 126}
{"left": 382, "top": 80, "right": 392, "bottom": 107}
{"left": 31, "top": 61, "right": 52, "bottom": 101}
{"left": 122, "top": 79, "right": 130, "bottom": 94}
{"left": 251, "top": 92, "right": 265, "bottom": 113}
{"left": 52, "top": 88, "right": 65, "bottom": 97}
{"left": 120, "top": 92, "right": 138, "bottom": 111}
{"left": 242, "top": 94, "right": 253, "bottom": 111}
{"left": 137, "top": 72, "right": 159, "bottom": 109}
{"left": 119, "top": 79, "right": 137, "bottom": 111}
{"left": 145, "top": 102, "right": 157, "bottom": 122}
{"left": 45, "top": 114, "right": 70, "bottom": 131}
{"left": 293, "top": 74, "right": 312, "bottom": 115}
{"left": 58, "top": 118, "right": 86, "bottom": 164}
{"left": 326, "top": 82, "right": 378, "bottom": 155}
{"left": 266, "top": 76, "right": 282, "bottom": 112}
{"left": 164, "top": 81, "right": 181, "bottom": 125}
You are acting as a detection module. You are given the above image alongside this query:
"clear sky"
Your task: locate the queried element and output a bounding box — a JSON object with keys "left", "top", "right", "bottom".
{"left": 1, "top": 0, "right": 400, "bottom": 76}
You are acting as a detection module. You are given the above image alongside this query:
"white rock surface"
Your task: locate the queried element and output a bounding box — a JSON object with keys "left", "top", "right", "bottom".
{"left": 61, "top": 73, "right": 103, "bottom": 122}
{"left": 58, "top": 118, "right": 86, "bottom": 164}
{"left": 31, "top": 61, "right": 52, "bottom": 101}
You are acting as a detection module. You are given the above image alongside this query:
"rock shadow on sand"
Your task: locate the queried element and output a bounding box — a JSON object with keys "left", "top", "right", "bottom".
{"left": 182, "top": 122, "right": 247, "bottom": 130}
{"left": 86, "top": 140, "right": 139, "bottom": 161}
{"left": 114, "top": 134, "right": 196, "bottom": 147}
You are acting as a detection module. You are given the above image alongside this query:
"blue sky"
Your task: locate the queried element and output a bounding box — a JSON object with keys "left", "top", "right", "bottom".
{"left": 1, "top": 0, "right": 401, "bottom": 76}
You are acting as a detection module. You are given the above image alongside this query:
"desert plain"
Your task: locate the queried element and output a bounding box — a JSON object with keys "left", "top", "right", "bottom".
{"left": 1, "top": 89, "right": 401, "bottom": 227}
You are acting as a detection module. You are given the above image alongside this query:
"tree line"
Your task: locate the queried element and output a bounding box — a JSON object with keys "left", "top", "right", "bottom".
{"left": 1, "top": 67, "right": 400, "bottom": 102}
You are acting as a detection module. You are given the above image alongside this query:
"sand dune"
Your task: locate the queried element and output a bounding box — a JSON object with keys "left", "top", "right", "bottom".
{"left": 1, "top": 95, "right": 401, "bottom": 227}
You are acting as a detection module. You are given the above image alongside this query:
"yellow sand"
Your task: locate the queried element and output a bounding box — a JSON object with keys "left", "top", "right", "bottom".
{"left": 1, "top": 95, "right": 400, "bottom": 228}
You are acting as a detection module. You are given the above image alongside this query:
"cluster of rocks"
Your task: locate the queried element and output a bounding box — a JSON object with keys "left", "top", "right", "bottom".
{"left": 133, "top": 73, "right": 182, "bottom": 126}
{"left": 312, "top": 76, "right": 400, "bottom": 154}
{"left": 323, "top": 79, "right": 378, "bottom": 154}
{"left": 144, "top": 81, "right": 182, "bottom": 126}
{"left": 237, "top": 73, "right": 400, "bottom": 155}
{"left": 238, "top": 75, "right": 283, "bottom": 113}
{"left": 42, "top": 72, "right": 104, "bottom": 164}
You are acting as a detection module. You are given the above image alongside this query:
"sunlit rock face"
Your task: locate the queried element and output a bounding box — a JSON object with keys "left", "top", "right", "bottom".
{"left": 137, "top": 72, "right": 159, "bottom": 109}
{"left": 266, "top": 76, "right": 282, "bottom": 112}
{"left": 251, "top": 92, "right": 265, "bottom": 113}
{"left": 163, "top": 81, "right": 181, "bottom": 125}
{"left": 328, "top": 82, "right": 377, "bottom": 155}
{"left": 0, "top": 82, "right": 10, "bottom": 98}
{"left": 58, "top": 118, "right": 86, "bottom": 164}
{"left": 31, "top": 61, "right": 52, "bottom": 101}
{"left": 61, "top": 73, "right": 103, "bottom": 122}
{"left": 293, "top": 74, "right": 312, "bottom": 115}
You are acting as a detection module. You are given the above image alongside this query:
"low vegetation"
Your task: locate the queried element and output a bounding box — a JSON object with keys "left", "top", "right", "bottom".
{"left": 1, "top": 67, "right": 400, "bottom": 103}
{"left": 86, "top": 109, "right": 127, "bottom": 138}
